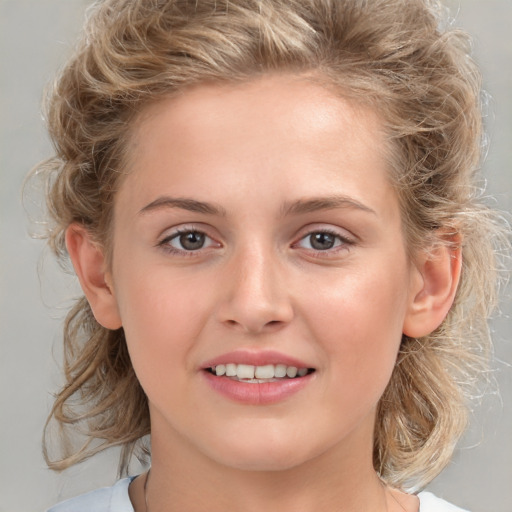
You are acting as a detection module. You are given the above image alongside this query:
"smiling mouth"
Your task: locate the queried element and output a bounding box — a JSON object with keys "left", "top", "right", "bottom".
{"left": 206, "top": 363, "right": 315, "bottom": 382}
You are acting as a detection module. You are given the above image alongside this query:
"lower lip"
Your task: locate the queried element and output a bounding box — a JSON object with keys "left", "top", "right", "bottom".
{"left": 202, "top": 371, "right": 314, "bottom": 405}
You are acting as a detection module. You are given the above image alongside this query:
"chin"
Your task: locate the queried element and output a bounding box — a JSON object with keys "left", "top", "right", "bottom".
{"left": 203, "top": 433, "right": 323, "bottom": 473}
{"left": 218, "top": 451, "right": 310, "bottom": 473}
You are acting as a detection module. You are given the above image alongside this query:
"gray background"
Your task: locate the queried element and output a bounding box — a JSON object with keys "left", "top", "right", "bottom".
{"left": 0, "top": 1, "right": 510, "bottom": 511}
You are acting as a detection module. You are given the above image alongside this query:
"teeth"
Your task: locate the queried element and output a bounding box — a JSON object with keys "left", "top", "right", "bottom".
{"left": 237, "top": 364, "right": 255, "bottom": 379}
{"left": 254, "top": 364, "right": 274, "bottom": 379}
{"left": 225, "top": 363, "right": 237, "bottom": 377}
{"left": 211, "top": 363, "right": 311, "bottom": 380}
{"left": 274, "top": 364, "right": 287, "bottom": 378}
{"left": 286, "top": 366, "right": 298, "bottom": 378}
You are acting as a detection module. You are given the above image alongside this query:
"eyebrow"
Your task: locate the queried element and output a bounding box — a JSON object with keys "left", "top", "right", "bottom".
{"left": 139, "top": 197, "right": 227, "bottom": 216}
{"left": 281, "top": 196, "right": 377, "bottom": 217}
{"left": 138, "top": 194, "right": 376, "bottom": 217}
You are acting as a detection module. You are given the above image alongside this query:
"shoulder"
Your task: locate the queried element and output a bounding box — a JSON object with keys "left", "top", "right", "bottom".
{"left": 46, "top": 477, "right": 134, "bottom": 512}
{"left": 418, "top": 491, "right": 470, "bottom": 512}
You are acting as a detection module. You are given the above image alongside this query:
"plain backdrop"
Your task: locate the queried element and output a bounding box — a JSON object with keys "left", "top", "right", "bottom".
{"left": 1, "top": 1, "right": 511, "bottom": 511}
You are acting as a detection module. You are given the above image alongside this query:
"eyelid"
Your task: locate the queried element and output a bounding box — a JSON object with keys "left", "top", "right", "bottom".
{"left": 156, "top": 224, "right": 222, "bottom": 254}
{"left": 292, "top": 225, "right": 356, "bottom": 254}
{"left": 155, "top": 223, "right": 355, "bottom": 257}
{"left": 294, "top": 223, "right": 356, "bottom": 242}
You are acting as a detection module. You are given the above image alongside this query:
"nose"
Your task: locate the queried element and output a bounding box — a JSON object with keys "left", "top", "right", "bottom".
{"left": 216, "top": 245, "right": 294, "bottom": 334}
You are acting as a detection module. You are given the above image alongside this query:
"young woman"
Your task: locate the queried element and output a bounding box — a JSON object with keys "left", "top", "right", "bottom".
{"left": 35, "top": 0, "right": 508, "bottom": 510}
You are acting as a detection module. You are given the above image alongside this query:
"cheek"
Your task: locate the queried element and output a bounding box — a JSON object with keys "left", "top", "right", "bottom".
{"left": 113, "top": 272, "right": 208, "bottom": 385}
{"left": 301, "top": 263, "right": 409, "bottom": 395}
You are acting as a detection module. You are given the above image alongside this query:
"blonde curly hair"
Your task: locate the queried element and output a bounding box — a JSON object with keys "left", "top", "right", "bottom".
{"left": 35, "top": 0, "right": 508, "bottom": 490}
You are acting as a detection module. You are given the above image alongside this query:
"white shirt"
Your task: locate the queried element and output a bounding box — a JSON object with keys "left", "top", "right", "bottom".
{"left": 47, "top": 477, "right": 470, "bottom": 512}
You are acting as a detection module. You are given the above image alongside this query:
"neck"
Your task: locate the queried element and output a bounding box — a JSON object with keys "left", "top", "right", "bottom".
{"left": 146, "top": 460, "right": 387, "bottom": 512}
{"left": 142, "top": 414, "right": 389, "bottom": 512}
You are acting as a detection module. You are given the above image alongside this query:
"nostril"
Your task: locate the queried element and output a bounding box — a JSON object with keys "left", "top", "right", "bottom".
{"left": 222, "top": 318, "right": 286, "bottom": 333}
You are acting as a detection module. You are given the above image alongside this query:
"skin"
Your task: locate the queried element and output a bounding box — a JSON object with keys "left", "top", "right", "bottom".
{"left": 67, "top": 75, "right": 460, "bottom": 512}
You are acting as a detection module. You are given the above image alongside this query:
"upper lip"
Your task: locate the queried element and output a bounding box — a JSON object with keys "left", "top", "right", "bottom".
{"left": 201, "top": 350, "right": 313, "bottom": 370}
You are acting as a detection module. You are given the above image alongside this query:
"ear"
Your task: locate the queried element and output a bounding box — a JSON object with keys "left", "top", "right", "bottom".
{"left": 403, "top": 239, "right": 462, "bottom": 338}
{"left": 65, "top": 224, "right": 122, "bottom": 330}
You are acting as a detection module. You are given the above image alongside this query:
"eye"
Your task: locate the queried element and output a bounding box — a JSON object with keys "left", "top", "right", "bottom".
{"left": 295, "top": 230, "right": 352, "bottom": 252}
{"left": 159, "top": 229, "right": 219, "bottom": 253}
{"left": 173, "top": 231, "right": 206, "bottom": 251}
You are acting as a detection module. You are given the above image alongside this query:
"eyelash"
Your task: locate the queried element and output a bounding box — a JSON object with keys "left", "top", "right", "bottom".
{"left": 293, "top": 228, "right": 354, "bottom": 257}
{"left": 157, "top": 228, "right": 220, "bottom": 256}
{"left": 156, "top": 227, "right": 355, "bottom": 257}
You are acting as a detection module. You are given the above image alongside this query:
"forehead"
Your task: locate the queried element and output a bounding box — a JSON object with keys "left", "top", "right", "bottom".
{"left": 133, "top": 75, "right": 385, "bottom": 158}
{"left": 120, "top": 75, "right": 398, "bottom": 222}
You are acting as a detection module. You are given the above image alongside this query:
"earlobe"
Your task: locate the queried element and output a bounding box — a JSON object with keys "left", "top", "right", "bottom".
{"left": 65, "top": 224, "right": 122, "bottom": 330}
{"left": 403, "top": 240, "right": 462, "bottom": 338}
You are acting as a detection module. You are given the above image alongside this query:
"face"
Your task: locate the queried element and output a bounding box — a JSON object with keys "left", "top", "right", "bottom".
{"left": 104, "top": 76, "right": 423, "bottom": 473}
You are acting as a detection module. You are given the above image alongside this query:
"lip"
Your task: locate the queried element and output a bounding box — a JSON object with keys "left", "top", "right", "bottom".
{"left": 201, "top": 349, "right": 311, "bottom": 369}
{"left": 202, "top": 370, "right": 314, "bottom": 405}
{"left": 200, "top": 350, "right": 315, "bottom": 405}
